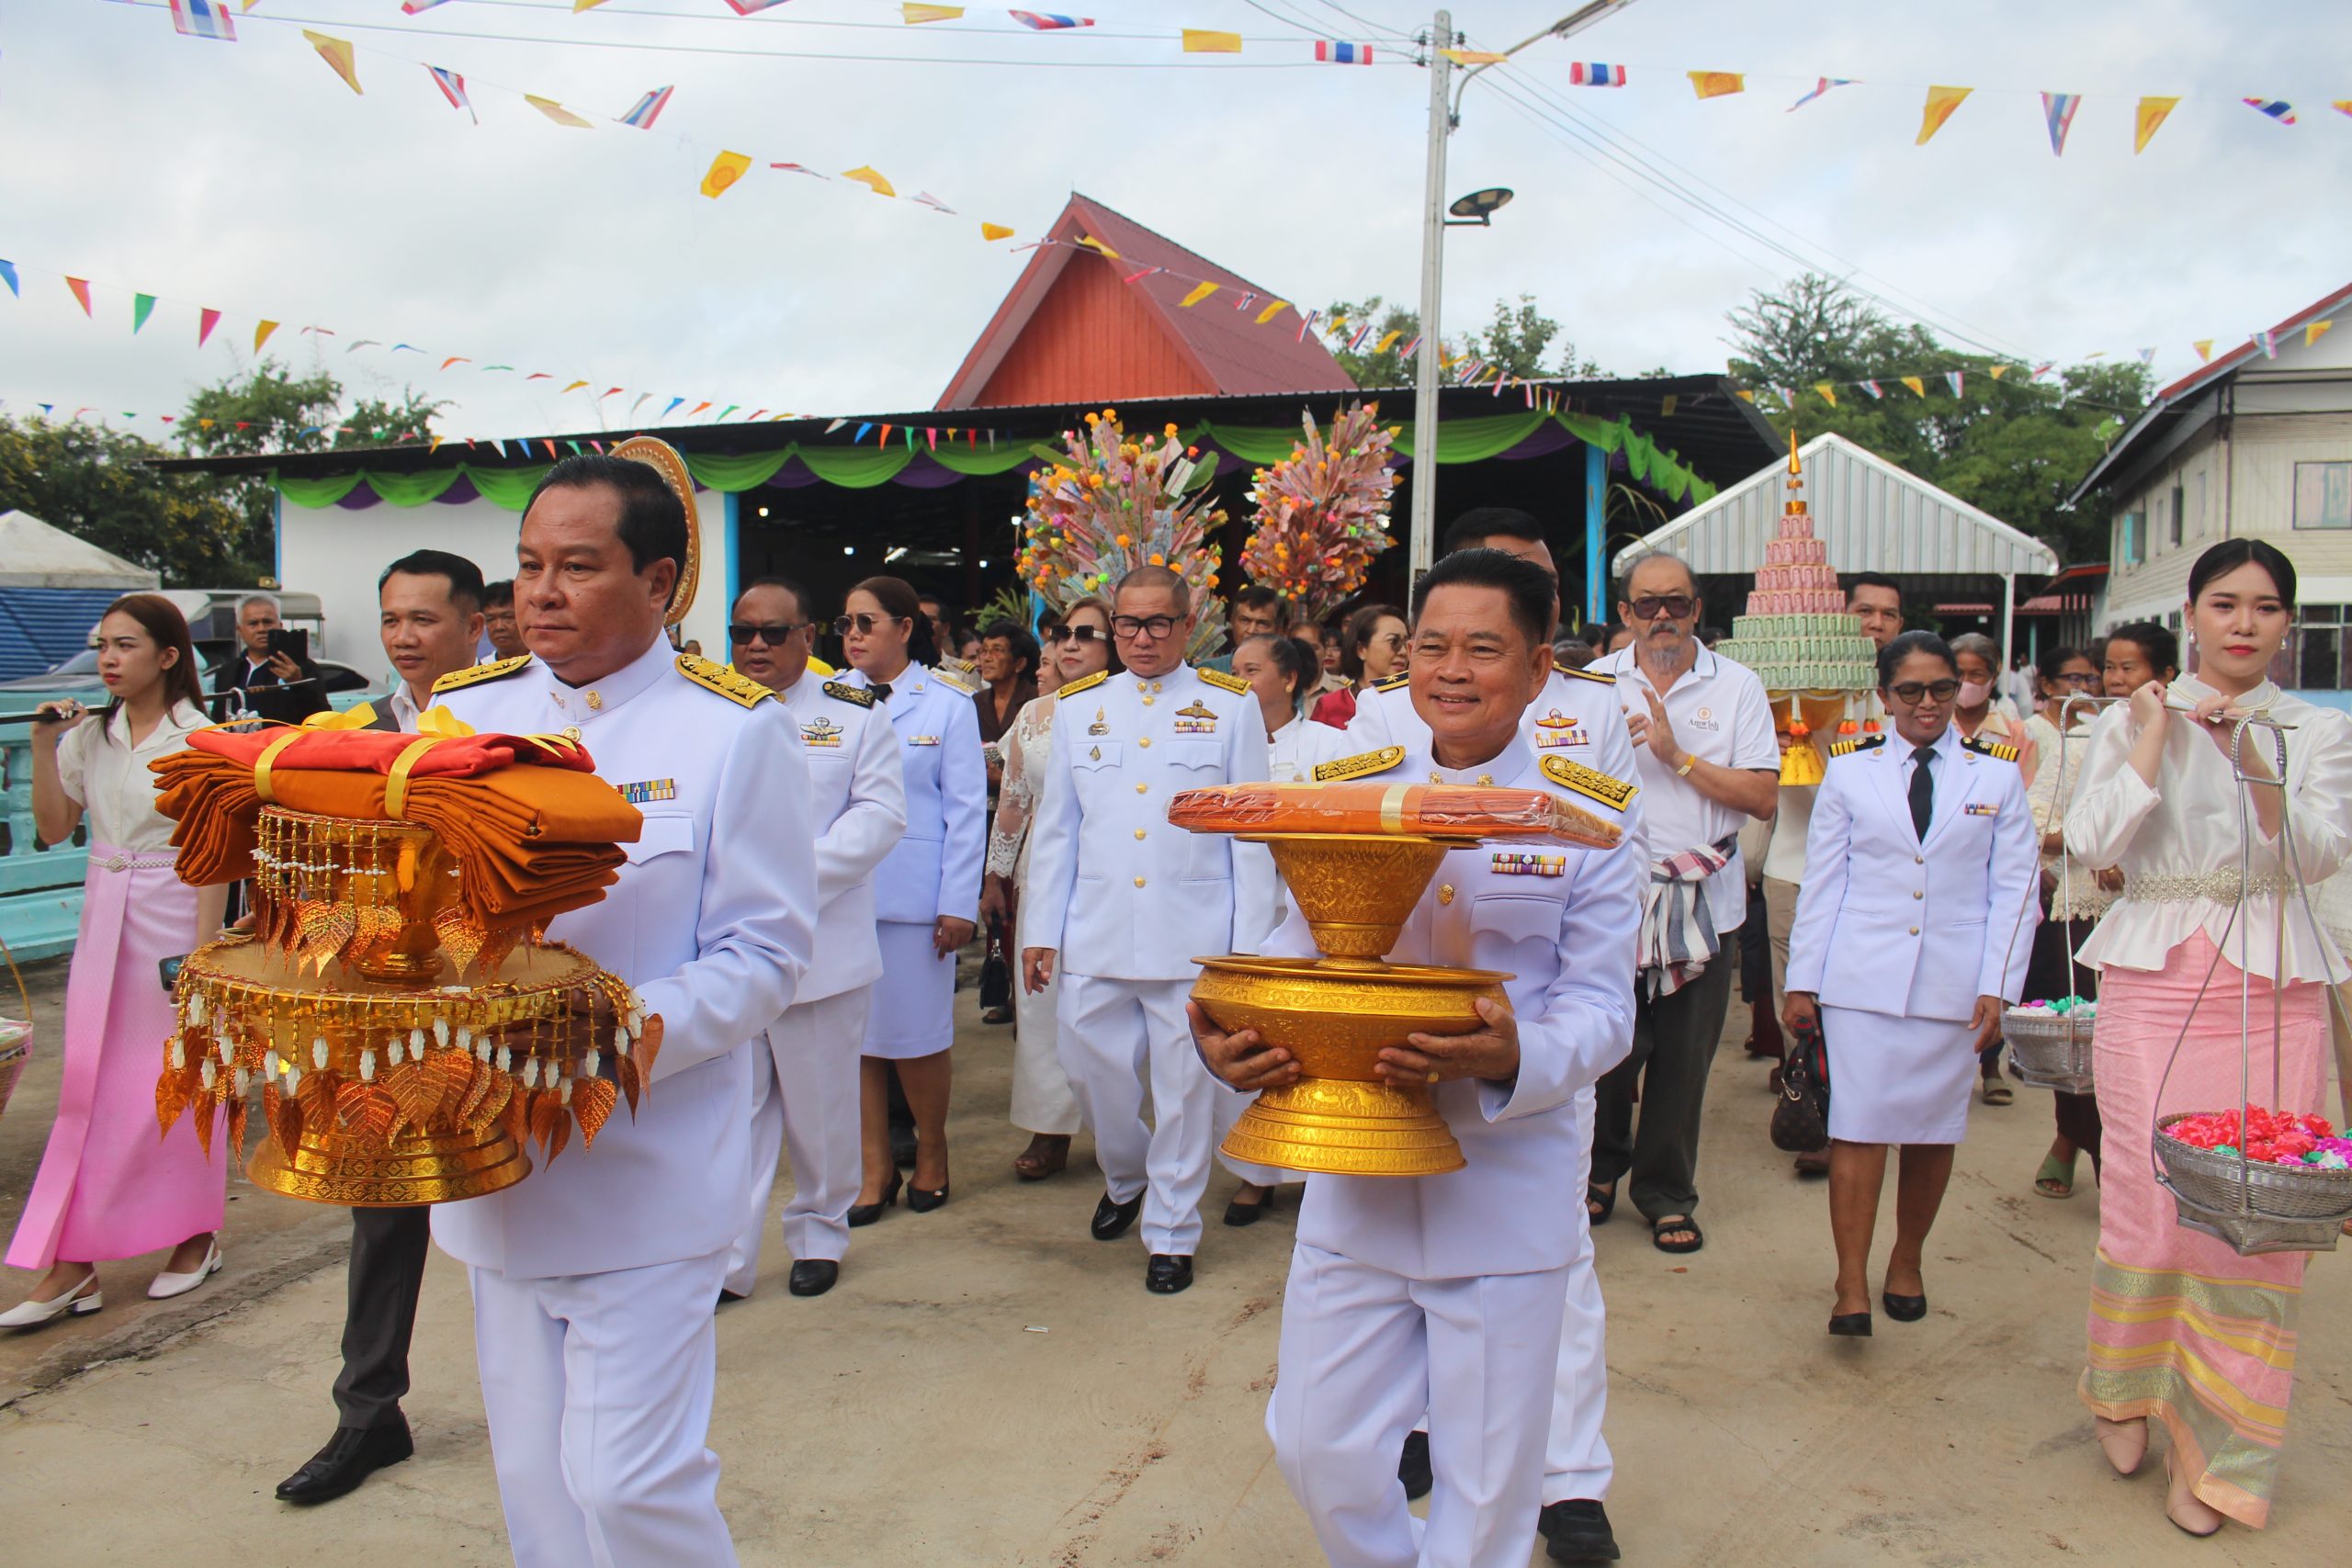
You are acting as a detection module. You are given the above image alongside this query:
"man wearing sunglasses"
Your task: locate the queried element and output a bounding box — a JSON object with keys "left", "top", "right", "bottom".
{"left": 1022, "top": 565, "right": 1274, "bottom": 1295}
{"left": 1587, "top": 553, "right": 1779, "bottom": 1263}
{"left": 720, "top": 580, "right": 907, "bottom": 1303}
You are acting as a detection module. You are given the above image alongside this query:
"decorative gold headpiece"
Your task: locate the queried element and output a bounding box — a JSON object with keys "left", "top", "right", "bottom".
{"left": 610, "top": 435, "right": 700, "bottom": 627}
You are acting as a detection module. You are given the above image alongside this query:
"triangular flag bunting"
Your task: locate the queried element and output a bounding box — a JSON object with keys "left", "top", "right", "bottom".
{"left": 1179, "top": 281, "right": 1218, "bottom": 308}
{"left": 1917, "top": 85, "right": 1971, "bottom": 144}
{"left": 2243, "top": 98, "right": 2296, "bottom": 125}
{"left": 1688, "top": 72, "right": 1744, "bottom": 99}
{"left": 2193, "top": 339, "right": 2214, "bottom": 362}
{"left": 2041, "top": 92, "right": 2080, "bottom": 155}
{"left": 2134, "top": 96, "right": 2179, "bottom": 153}
{"left": 64, "top": 277, "right": 93, "bottom": 317}
{"left": 132, "top": 293, "right": 157, "bottom": 333}
{"left": 1788, "top": 77, "right": 1851, "bottom": 111}
{"left": 1987, "top": 365, "right": 2008, "bottom": 380}
{"left": 1860, "top": 379, "right": 1883, "bottom": 399}
{"left": 1184, "top": 29, "right": 1243, "bottom": 52}
{"left": 562, "top": 380, "right": 590, "bottom": 394}
{"left": 1442, "top": 49, "right": 1510, "bottom": 65}
{"left": 842, "top": 166, "right": 897, "bottom": 197}
{"left": 902, "top": 4, "right": 963, "bottom": 20}
{"left": 441, "top": 356, "right": 471, "bottom": 370}
{"left": 1256, "top": 299, "right": 1289, "bottom": 324}
{"left": 620, "top": 86, "right": 675, "bottom": 130}
{"left": 701, "top": 151, "right": 753, "bottom": 198}
{"left": 255, "top": 320, "right": 278, "bottom": 352}
{"left": 1736, "top": 389, "right": 1756, "bottom": 402}
{"left": 980, "top": 222, "right": 1014, "bottom": 241}
{"left": 1946, "top": 371, "right": 1964, "bottom": 396}
{"left": 526, "top": 96, "right": 595, "bottom": 128}
{"left": 1900, "top": 376, "right": 1927, "bottom": 398}
{"left": 0, "top": 260, "right": 15, "bottom": 297}
{"left": 198, "top": 307, "right": 220, "bottom": 345}
{"left": 303, "top": 30, "right": 363, "bottom": 94}
{"left": 2256, "top": 331, "right": 2279, "bottom": 359}
{"left": 170, "top": 1, "right": 239, "bottom": 41}
{"left": 1814, "top": 383, "right": 1837, "bottom": 407}
{"left": 2306, "top": 320, "right": 2335, "bottom": 349}
{"left": 427, "top": 65, "right": 476, "bottom": 122}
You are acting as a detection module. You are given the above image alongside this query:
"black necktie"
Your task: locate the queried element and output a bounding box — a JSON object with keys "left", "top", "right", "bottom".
{"left": 870, "top": 682, "right": 893, "bottom": 702}
{"left": 1908, "top": 744, "right": 1936, "bottom": 840}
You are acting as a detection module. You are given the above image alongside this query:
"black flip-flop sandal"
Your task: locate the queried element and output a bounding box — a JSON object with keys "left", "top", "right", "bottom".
{"left": 1651, "top": 1214, "right": 1703, "bottom": 1254}
{"left": 1586, "top": 1183, "right": 1616, "bottom": 1225}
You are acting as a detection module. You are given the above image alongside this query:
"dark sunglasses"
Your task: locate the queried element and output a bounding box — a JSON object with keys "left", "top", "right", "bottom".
{"left": 728, "top": 622, "right": 810, "bottom": 647}
{"left": 1626, "top": 595, "right": 1697, "bottom": 621}
{"left": 831, "top": 613, "right": 906, "bottom": 637}
{"left": 1044, "top": 624, "right": 1107, "bottom": 645}
{"left": 1888, "top": 679, "right": 1962, "bottom": 704}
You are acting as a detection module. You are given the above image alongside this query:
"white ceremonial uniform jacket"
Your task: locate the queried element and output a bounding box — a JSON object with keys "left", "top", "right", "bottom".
{"left": 429, "top": 637, "right": 817, "bottom": 1278}
{"left": 1256, "top": 739, "right": 1641, "bottom": 1280}
{"left": 1786, "top": 726, "right": 2039, "bottom": 1023}
{"left": 1025, "top": 664, "right": 1277, "bottom": 979}
{"left": 838, "top": 663, "right": 986, "bottom": 928}
{"left": 779, "top": 673, "right": 908, "bottom": 1002}
{"left": 1348, "top": 661, "right": 1648, "bottom": 849}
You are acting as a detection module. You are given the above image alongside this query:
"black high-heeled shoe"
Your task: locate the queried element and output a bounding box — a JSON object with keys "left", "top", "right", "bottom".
{"left": 847, "top": 1169, "right": 902, "bottom": 1227}
{"left": 1827, "top": 1312, "right": 1873, "bottom": 1337}
{"left": 1882, "top": 1290, "right": 1928, "bottom": 1323}
{"left": 907, "top": 1178, "right": 950, "bottom": 1213}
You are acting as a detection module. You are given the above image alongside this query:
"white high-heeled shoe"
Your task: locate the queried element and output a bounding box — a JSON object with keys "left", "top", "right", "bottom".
{"left": 147, "top": 1240, "right": 223, "bottom": 1300}
{"left": 0, "top": 1271, "right": 102, "bottom": 1328}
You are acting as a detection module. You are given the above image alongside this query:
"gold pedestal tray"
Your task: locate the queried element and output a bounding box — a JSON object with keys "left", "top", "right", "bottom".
{"left": 250, "top": 1118, "right": 531, "bottom": 1206}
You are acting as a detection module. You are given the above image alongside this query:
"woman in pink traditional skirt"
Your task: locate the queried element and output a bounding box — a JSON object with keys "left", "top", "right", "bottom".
{"left": 3, "top": 595, "right": 230, "bottom": 1326}
{"left": 2064, "top": 540, "right": 2352, "bottom": 1535}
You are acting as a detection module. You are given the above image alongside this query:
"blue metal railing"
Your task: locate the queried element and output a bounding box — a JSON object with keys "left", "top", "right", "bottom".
{"left": 0, "top": 723, "right": 86, "bottom": 962}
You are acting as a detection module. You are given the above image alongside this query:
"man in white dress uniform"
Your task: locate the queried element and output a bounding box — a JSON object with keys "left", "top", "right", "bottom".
{"left": 1196, "top": 547, "right": 1641, "bottom": 1568}
{"left": 1023, "top": 565, "right": 1274, "bottom": 1294}
{"left": 1344, "top": 510, "right": 1643, "bottom": 1562}
{"left": 431, "top": 454, "right": 815, "bottom": 1567}
{"left": 721, "top": 577, "right": 906, "bottom": 1301}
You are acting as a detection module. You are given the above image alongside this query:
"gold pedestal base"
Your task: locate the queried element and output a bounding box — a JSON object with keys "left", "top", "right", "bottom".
{"left": 247, "top": 1119, "right": 532, "bottom": 1207}
{"left": 1221, "top": 1079, "right": 1464, "bottom": 1177}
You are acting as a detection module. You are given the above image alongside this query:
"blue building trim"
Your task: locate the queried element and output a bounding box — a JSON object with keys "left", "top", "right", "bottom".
{"left": 1584, "top": 443, "right": 1607, "bottom": 629}
{"left": 722, "top": 491, "right": 741, "bottom": 621}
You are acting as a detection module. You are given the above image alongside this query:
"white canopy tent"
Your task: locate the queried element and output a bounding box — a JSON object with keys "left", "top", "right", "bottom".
{"left": 1609, "top": 433, "right": 2060, "bottom": 662}
{"left": 0, "top": 509, "right": 158, "bottom": 589}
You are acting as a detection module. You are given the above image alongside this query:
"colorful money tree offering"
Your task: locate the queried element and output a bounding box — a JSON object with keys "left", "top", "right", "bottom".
{"left": 1238, "top": 402, "right": 1400, "bottom": 623}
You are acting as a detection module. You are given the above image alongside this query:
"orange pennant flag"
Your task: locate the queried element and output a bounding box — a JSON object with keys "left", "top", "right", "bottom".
{"left": 2193, "top": 339, "right": 2214, "bottom": 361}
{"left": 63, "top": 276, "right": 93, "bottom": 316}
{"left": 980, "top": 222, "right": 1014, "bottom": 242}
{"left": 701, "top": 151, "right": 752, "bottom": 198}
{"left": 302, "top": 29, "right": 363, "bottom": 95}
{"left": 1688, "top": 72, "right": 1745, "bottom": 99}
{"left": 1917, "top": 85, "right": 1971, "bottom": 144}
{"left": 2310, "top": 320, "right": 2336, "bottom": 349}
{"left": 2134, "top": 96, "right": 2179, "bottom": 153}
{"left": 2335, "top": 100, "right": 2352, "bottom": 118}
{"left": 1900, "top": 376, "right": 1928, "bottom": 398}
{"left": 254, "top": 320, "right": 279, "bottom": 353}
{"left": 1179, "top": 281, "right": 1218, "bottom": 308}
{"left": 441, "top": 355, "right": 471, "bottom": 370}
{"left": 1814, "top": 383, "right": 1837, "bottom": 407}
{"left": 1182, "top": 28, "right": 1242, "bottom": 53}
{"left": 526, "top": 96, "right": 594, "bottom": 128}
{"left": 1735, "top": 389, "right": 1756, "bottom": 402}
{"left": 842, "top": 166, "right": 897, "bottom": 197}
{"left": 1987, "top": 364, "right": 2008, "bottom": 379}
{"left": 689, "top": 401, "right": 712, "bottom": 418}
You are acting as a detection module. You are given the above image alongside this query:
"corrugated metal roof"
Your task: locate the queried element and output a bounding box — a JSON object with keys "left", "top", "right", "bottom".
{"left": 1611, "top": 432, "right": 2059, "bottom": 581}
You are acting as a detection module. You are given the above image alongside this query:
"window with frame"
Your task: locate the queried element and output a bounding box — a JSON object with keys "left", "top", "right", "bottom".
{"left": 2119, "top": 510, "right": 2144, "bottom": 565}
{"left": 2296, "top": 604, "right": 2351, "bottom": 690}
{"left": 2295, "top": 461, "right": 2352, "bottom": 530}
{"left": 2169, "top": 480, "right": 2185, "bottom": 547}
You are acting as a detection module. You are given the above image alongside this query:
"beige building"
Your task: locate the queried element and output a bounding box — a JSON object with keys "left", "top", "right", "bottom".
{"left": 2074, "top": 281, "right": 2352, "bottom": 694}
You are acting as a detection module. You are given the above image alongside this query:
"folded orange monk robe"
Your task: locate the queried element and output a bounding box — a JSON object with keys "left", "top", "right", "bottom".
{"left": 186, "top": 723, "right": 601, "bottom": 780}
{"left": 1167, "top": 782, "right": 1621, "bottom": 852}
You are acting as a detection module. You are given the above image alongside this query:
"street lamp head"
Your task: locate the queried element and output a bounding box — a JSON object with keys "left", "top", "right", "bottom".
{"left": 1446, "top": 187, "right": 1514, "bottom": 226}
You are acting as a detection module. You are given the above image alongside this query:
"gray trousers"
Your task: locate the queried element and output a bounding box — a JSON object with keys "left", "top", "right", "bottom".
{"left": 332, "top": 1204, "right": 431, "bottom": 1429}
{"left": 1591, "top": 954, "right": 1736, "bottom": 1222}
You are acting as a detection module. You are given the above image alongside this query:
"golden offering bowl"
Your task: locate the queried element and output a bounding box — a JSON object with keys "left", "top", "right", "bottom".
{"left": 1246, "top": 834, "right": 1456, "bottom": 964}
{"left": 1193, "top": 954, "right": 1507, "bottom": 1176}
{"left": 249, "top": 1116, "right": 530, "bottom": 1206}
{"left": 254, "top": 807, "right": 465, "bottom": 984}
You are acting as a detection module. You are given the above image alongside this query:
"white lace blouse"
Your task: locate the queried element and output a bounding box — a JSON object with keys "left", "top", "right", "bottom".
{"left": 2064, "top": 675, "right": 2352, "bottom": 986}
{"left": 985, "top": 694, "right": 1058, "bottom": 883}
{"left": 2023, "top": 710, "right": 2114, "bottom": 923}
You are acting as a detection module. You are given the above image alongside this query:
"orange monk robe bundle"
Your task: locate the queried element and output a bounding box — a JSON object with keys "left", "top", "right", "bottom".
{"left": 1168, "top": 782, "right": 1620, "bottom": 852}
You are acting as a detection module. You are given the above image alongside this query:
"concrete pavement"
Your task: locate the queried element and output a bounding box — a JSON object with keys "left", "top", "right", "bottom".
{"left": 2, "top": 956, "right": 2346, "bottom": 1565}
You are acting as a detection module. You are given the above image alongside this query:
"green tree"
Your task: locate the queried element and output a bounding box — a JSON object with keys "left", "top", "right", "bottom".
{"left": 0, "top": 414, "right": 268, "bottom": 584}
{"left": 177, "top": 360, "right": 444, "bottom": 457}
{"left": 1322, "top": 293, "right": 1604, "bottom": 386}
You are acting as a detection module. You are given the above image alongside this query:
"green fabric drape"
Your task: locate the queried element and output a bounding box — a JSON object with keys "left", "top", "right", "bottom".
{"left": 273, "top": 472, "right": 367, "bottom": 509}
{"left": 685, "top": 450, "right": 797, "bottom": 491}
{"left": 466, "top": 464, "right": 554, "bottom": 511}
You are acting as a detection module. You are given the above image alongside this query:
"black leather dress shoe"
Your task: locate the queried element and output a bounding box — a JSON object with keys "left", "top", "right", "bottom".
{"left": 1827, "top": 1312, "right": 1873, "bottom": 1337}
{"left": 1091, "top": 1190, "right": 1144, "bottom": 1241}
{"left": 788, "top": 1259, "right": 839, "bottom": 1297}
{"left": 1883, "top": 1290, "right": 1928, "bottom": 1322}
{"left": 1396, "top": 1428, "right": 1432, "bottom": 1501}
{"left": 1144, "top": 1254, "right": 1193, "bottom": 1293}
{"left": 276, "top": 1417, "right": 414, "bottom": 1505}
{"left": 1539, "top": 1498, "right": 1622, "bottom": 1562}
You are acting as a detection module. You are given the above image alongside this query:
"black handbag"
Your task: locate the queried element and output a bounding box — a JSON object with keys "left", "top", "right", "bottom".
{"left": 1770, "top": 1013, "right": 1831, "bottom": 1153}
{"left": 978, "top": 915, "right": 1012, "bottom": 1012}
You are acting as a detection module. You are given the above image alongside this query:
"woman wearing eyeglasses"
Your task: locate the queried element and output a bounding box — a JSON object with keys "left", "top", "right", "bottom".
{"left": 1784, "top": 630, "right": 2039, "bottom": 1341}
{"left": 832, "top": 576, "right": 988, "bottom": 1220}
{"left": 982, "top": 596, "right": 1118, "bottom": 1182}
{"left": 1308, "top": 603, "right": 1408, "bottom": 730}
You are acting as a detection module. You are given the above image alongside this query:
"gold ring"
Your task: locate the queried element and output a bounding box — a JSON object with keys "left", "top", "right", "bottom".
{"left": 1427, "top": 1070, "right": 1440, "bottom": 1085}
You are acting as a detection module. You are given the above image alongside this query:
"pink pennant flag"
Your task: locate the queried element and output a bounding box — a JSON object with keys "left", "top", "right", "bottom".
{"left": 64, "top": 276, "right": 93, "bottom": 316}
{"left": 198, "top": 307, "right": 221, "bottom": 346}
{"left": 1122, "top": 266, "right": 1164, "bottom": 285}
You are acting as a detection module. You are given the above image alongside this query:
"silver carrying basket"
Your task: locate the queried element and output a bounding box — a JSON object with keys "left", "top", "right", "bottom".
{"left": 2002, "top": 1007, "right": 2094, "bottom": 1093}
{"left": 2154, "top": 1113, "right": 2352, "bottom": 1254}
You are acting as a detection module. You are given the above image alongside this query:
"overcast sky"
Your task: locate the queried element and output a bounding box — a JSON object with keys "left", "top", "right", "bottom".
{"left": 4, "top": 0, "right": 2345, "bottom": 443}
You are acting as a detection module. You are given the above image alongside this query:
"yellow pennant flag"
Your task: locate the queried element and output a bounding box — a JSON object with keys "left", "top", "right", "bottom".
{"left": 980, "top": 222, "right": 1014, "bottom": 242}
{"left": 1182, "top": 28, "right": 1242, "bottom": 53}
{"left": 1075, "top": 232, "right": 1118, "bottom": 258}
{"left": 842, "top": 166, "right": 897, "bottom": 197}
{"left": 1440, "top": 49, "right": 1509, "bottom": 65}
{"left": 1735, "top": 389, "right": 1756, "bottom": 402}
{"left": 1255, "top": 299, "right": 1289, "bottom": 324}
{"left": 1179, "top": 281, "right": 1218, "bottom": 308}
{"left": 254, "top": 320, "right": 279, "bottom": 353}
{"left": 902, "top": 3, "right": 963, "bottom": 19}
{"left": 1900, "top": 376, "right": 1927, "bottom": 398}
{"left": 701, "top": 151, "right": 752, "bottom": 198}
{"left": 302, "top": 29, "right": 362, "bottom": 95}
{"left": 574, "top": 0, "right": 612, "bottom": 9}
{"left": 526, "top": 96, "right": 595, "bottom": 128}
{"left": 2134, "top": 96, "right": 2179, "bottom": 154}
{"left": 1815, "top": 383, "right": 1838, "bottom": 407}
{"left": 1689, "top": 72, "right": 1745, "bottom": 99}
{"left": 2307, "top": 319, "right": 2335, "bottom": 348}
{"left": 1659, "top": 393, "right": 1678, "bottom": 417}
{"left": 561, "top": 380, "right": 589, "bottom": 393}
{"left": 1917, "top": 85, "right": 1971, "bottom": 144}
{"left": 2193, "top": 338, "right": 2214, "bottom": 362}
{"left": 1376, "top": 330, "right": 1403, "bottom": 354}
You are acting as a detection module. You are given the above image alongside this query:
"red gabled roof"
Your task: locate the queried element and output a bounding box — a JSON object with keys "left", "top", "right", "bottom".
{"left": 2151, "top": 277, "right": 2352, "bottom": 402}
{"left": 936, "top": 193, "right": 1355, "bottom": 410}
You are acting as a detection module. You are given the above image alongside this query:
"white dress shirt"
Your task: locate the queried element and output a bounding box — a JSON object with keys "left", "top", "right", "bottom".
{"left": 779, "top": 673, "right": 909, "bottom": 1002}
{"left": 53, "top": 700, "right": 210, "bottom": 850}
{"left": 1590, "top": 643, "right": 1779, "bottom": 931}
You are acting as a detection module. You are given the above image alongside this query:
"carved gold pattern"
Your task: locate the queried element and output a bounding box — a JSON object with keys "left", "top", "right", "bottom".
{"left": 1249, "top": 835, "right": 1459, "bottom": 960}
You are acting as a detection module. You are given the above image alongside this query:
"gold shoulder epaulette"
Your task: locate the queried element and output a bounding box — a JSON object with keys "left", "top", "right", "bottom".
{"left": 675, "top": 653, "right": 772, "bottom": 708}
{"left": 823, "top": 680, "right": 875, "bottom": 709}
{"left": 1962, "top": 735, "right": 2019, "bottom": 763}
{"left": 932, "top": 666, "right": 978, "bottom": 695}
{"left": 1828, "top": 734, "right": 1885, "bottom": 758}
{"left": 1058, "top": 670, "right": 1109, "bottom": 698}
{"left": 1314, "top": 745, "right": 1406, "bottom": 783}
{"left": 1196, "top": 666, "right": 1250, "bottom": 695}
{"left": 1556, "top": 664, "right": 1615, "bottom": 685}
{"left": 1372, "top": 671, "right": 1411, "bottom": 694}
{"left": 1541, "top": 755, "right": 1640, "bottom": 812}
{"left": 433, "top": 654, "right": 531, "bottom": 694}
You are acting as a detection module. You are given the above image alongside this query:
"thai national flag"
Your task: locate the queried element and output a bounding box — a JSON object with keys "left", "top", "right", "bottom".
{"left": 427, "top": 66, "right": 477, "bottom": 124}
{"left": 621, "top": 86, "right": 674, "bottom": 130}
{"left": 2243, "top": 97, "right": 2296, "bottom": 125}
{"left": 168, "top": 0, "right": 237, "bottom": 41}
{"left": 1568, "top": 62, "right": 1627, "bottom": 86}
{"left": 402, "top": 1, "right": 458, "bottom": 13}
{"left": 1315, "top": 40, "right": 1374, "bottom": 64}
{"left": 1011, "top": 11, "right": 1093, "bottom": 28}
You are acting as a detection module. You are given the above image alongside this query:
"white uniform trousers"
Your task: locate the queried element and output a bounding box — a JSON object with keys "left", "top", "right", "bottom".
{"left": 469, "top": 1250, "right": 736, "bottom": 1568}
{"left": 1270, "top": 1242, "right": 1567, "bottom": 1568}
{"left": 1543, "top": 1086, "right": 1612, "bottom": 1504}
{"left": 1056, "top": 973, "right": 1217, "bottom": 1257}
{"left": 1011, "top": 900, "right": 1081, "bottom": 1134}
{"left": 725, "top": 986, "right": 869, "bottom": 1296}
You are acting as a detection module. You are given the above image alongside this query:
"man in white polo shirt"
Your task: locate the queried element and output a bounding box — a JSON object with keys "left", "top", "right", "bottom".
{"left": 1587, "top": 550, "right": 1778, "bottom": 1257}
